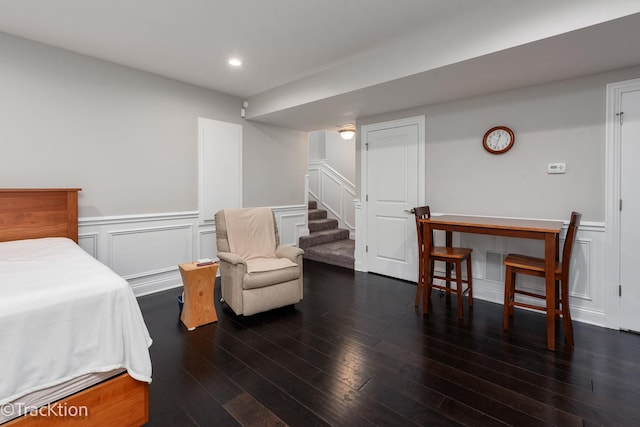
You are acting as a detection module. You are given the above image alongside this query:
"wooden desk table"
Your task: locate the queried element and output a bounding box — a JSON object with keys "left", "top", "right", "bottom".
{"left": 419, "top": 215, "right": 564, "bottom": 351}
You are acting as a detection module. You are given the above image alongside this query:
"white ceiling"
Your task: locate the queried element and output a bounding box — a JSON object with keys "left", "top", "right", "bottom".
{"left": 1, "top": 0, "right": 640, "bottom": 131}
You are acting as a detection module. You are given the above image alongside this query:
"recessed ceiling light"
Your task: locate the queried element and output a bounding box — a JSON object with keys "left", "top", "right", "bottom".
{"left": 228, "top": 58, "right": 243, "bottom": 67}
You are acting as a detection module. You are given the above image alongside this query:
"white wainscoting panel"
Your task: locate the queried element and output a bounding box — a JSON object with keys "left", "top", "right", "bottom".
{"left": 342, "top": 187, "right": 356, "bottom": 230}
{"left": 80, "top": 212, "right": 200, "bottom": 296}
{"left": 273, "top": 206, "right": 308, "bottom": 246}
{"left": 109, "top": 225, "right": 193, "bottom": 278}
{"left": 199, "top": 227, "right": 217, "bottom": 261}
{"left": 308, "top": 168, "right": 321, "bottom": 201}
{"left": 321, "top": 172, "right": 343, "bottom": 219}
{"left": 459, "top": 220, "right": 605, "bottom": 327}
{"left": 78, "top": 232, "right": 98, "bottom": 258}
{"left": 79, "top": 206, "right": 306, "bottom": 297}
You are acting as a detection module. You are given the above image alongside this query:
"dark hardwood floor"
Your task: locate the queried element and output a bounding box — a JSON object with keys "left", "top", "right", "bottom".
{"left": 137, "top": 260, "right": 640, "bottom": 426}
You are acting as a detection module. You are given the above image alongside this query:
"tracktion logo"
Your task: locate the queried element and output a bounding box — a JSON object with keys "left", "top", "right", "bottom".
{"left": 1, "top": 402, "right": 89, "bottom": 419}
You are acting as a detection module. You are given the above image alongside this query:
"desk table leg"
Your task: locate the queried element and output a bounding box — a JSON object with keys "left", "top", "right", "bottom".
{"left": 423, "top": 224, "right": 432, "bottom": 315}
{"left": 545, "top": 233, "right": 556, "bottom": 351}
{"left": 445, "top": 231, "right": 453, "bottom": 292}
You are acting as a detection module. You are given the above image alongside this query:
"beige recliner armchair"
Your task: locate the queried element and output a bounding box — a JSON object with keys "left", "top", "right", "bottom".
{"left": 214, "top": 207, "right": 304, "bottom": 316}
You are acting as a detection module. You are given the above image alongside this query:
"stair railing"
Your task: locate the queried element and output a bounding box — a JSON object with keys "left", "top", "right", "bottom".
{"left": 307, "top": 160, "right": 356, "bottom": 238}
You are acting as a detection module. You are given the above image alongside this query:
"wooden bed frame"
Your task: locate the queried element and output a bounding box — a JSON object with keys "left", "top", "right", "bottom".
{"left": 0, "top": 189, "right": 149, "bottom": 426}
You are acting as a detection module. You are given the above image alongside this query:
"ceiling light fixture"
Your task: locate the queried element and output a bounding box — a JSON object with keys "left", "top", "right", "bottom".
{"left": 338, "top": 129, "right": 356, "bottom": 140}
{"left": 337, "top": 123, "right": 356, "bottom": 140}
{"left": 228, "top": 58, "right": 243, "bottom": 67}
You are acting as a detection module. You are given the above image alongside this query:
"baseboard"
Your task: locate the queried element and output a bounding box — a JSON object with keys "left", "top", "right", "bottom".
{"left": 79, "top": 206, "right": 307, "bottom": 297}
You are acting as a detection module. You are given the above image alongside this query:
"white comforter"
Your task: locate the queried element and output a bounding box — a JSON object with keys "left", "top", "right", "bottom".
{"left": 0, "top": 238, "right": 152, "bottom": 405}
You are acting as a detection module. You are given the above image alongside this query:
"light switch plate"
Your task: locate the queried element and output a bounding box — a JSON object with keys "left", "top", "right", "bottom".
{"left": 547, "top": 162, "right": 566, "bottom": 174}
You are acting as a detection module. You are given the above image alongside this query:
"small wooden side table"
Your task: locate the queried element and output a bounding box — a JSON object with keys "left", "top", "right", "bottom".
{"left": 178, "top": 262, "right": 218, "bottom": 331}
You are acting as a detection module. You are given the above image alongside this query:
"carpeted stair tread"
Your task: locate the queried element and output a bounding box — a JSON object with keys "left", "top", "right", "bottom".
{"left": 308, "top": 218, "right": 339, "bottom": 232}
{"left": 304, "top": 240, "right": 355, "bottom": 269}
{"left": 301, "top": 200, "right": 355, "bottom": 269}
{"left": 299, "top": 228, "right": 349, "bottom": 249}
{"left": 308, "top": 209, "right": 327, "bottom": 220}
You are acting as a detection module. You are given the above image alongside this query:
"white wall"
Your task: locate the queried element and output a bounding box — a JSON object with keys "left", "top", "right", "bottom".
{"left": 308, "top": 130, "right": 325, "bottom": 161}
{"left": 325, "top": 131, "right": 356, "bottom": 184}
{"left": 0, "top": 32, "right": 238, "bottom": 216}
{"left": 0, "top": 32, "right": 307, "bottom": 216}
{"left": 0, "top": 32, "right": 308, "bottom": 296}
{"left": 243, "top": 122, "right": 307, "bottom": 207}
{"left": 358, "top": 65, "right": 640, "bottom": 221}
{"left": 355, "top": 65, "right": 640, "bottom": 327}
{"left": 308, "top": 130, "right": 355, "bottom": 183}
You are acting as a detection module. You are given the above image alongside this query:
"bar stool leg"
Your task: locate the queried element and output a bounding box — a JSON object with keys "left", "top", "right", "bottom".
{"left": 466, "top": 256, "right": 473, "bottom": 308}
{"left": 415, "top": 253, "right": 423, "bottom": 307}
{"left": 456, "top": 261, "right": 463, "bottom": 319}
{"left": 503, "top": 266, "right": 513, "bottom": 330}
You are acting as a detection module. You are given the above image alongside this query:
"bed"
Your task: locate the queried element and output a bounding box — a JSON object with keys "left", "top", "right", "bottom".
{"left": 0, "top": 189, "right": 151, "bottom": 426}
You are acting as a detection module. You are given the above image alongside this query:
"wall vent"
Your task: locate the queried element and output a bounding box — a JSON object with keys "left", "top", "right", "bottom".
{"left": 485, "top": 251, "right": 505, "bottom": 282}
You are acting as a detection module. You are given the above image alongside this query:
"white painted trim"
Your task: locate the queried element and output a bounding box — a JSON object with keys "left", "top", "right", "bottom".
{"left": 78, "top": 206, "right": 306, "bottom": 297}
{"left": 457, "top": 222, "right": 605, "bottom": 327}
{"left": 308, "top": 159, "right": 355, "bottom": 188}
{"left": 604, "top": 77, "right": 640, "bottom": 329}
{"left": 198, "top": 117, "right": 243, "bottom": 226}
{"left": 357, "top": 115, "right": 426, "bottom": 273}
{"left": 354, "top": 198, "right": 365, "bottom": 271}
{"left": 307, "top": 159, "right": 356, "bottom": 237}
{"left": 80, "top": 211, "right": 199, "bottom": 226}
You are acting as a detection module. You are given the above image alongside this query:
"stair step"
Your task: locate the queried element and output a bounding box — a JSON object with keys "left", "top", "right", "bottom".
{"left": 299, "top": 228, "right": 350, "bottom": 249}
{"left": 308, "top": 200, "right": 317, "bottom": 210}
{"left": 308, "top": 218, "right": 339, "bottom": 232}
{"left": 304, "top": 239, "right": 355, "bottom": 270}
{"left": 308, "top": 209, "right": 327, "bottom": 220}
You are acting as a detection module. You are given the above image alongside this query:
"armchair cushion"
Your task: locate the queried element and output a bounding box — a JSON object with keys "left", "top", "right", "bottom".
{"left": 225, "top": 207, "right": 277, "bottom": 260}
{"left": 246, "top": 257, "right": 297, "bottom": 273}
{"left": 243, "top": 263, "right": 301, "bottom": 290}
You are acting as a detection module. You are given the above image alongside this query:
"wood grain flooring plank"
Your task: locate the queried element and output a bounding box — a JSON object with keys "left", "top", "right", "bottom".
{"left": 230, "top": 366, "right": 331, "bottom": 427}
{"left": 136, "top": 260, "right": 640, "bottom": 427}
{"left": 359, "top": 377, "right": 463, "bottom": 426}
{"left": 216, "top": 328, "right": 375, "bottom": 426}
{"left": 223, "top": 392, "right": 288, "bottom": 427}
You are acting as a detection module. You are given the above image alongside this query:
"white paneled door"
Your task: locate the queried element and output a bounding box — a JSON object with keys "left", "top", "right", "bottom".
{"left": 620, "top": 88, "right": 640, "bottom": 332}
{"left": 364, "top": 117, "right": 424, "bottom": 282}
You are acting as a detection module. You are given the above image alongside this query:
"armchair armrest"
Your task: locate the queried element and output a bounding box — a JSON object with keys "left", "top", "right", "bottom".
{"left": 276, "top": 245, "right": 304, "bottom": 263}
{"left": 217, "top": 252, "right": 246, "bottom": 266}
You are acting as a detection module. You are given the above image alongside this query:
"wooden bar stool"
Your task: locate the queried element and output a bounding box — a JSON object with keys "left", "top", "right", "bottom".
{"left": 414, "top": 206, "right": 473, "bottom": 319}
{"left": 503, "top": 212, "right": 582, "bottom": 347}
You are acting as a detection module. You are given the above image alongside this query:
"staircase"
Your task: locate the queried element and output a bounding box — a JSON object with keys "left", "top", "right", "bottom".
{"left": 299, "top": 200, "right": 355, "bottom": 269}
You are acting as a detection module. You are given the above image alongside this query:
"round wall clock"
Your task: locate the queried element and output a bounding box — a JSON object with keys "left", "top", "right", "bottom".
{"left": 482, "top": 126, "right": 514, "bottom": 154}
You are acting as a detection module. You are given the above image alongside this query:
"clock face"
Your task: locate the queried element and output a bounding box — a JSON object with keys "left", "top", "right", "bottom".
{"left": 483, "top": 126, "right": 514, "bottom": 154}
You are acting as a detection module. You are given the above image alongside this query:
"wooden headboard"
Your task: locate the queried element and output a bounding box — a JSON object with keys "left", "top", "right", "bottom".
{"left": 0, "top": 188, "right": 81, "bottom": 243}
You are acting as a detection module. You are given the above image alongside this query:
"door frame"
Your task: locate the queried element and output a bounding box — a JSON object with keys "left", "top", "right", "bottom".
{"left": 605, "top": 77, "right": 640, "bottom": 329}
{"left": 356, "top": 115, "right": 426, "bottom": 273}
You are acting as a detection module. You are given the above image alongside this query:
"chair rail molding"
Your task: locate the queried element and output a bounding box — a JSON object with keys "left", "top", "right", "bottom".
{"left": 79, "top": 205, "right": 307, "bottom": 296}
{"left": 308, "top": 159, "right": 356, "bottom": 237}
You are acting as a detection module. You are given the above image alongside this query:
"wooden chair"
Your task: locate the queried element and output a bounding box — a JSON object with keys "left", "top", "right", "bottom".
{"left": 414, "top": 206, "right": 473, "bottom": 319}
{"left": 503, "top": 212, "right": 582, "bottom": 347}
